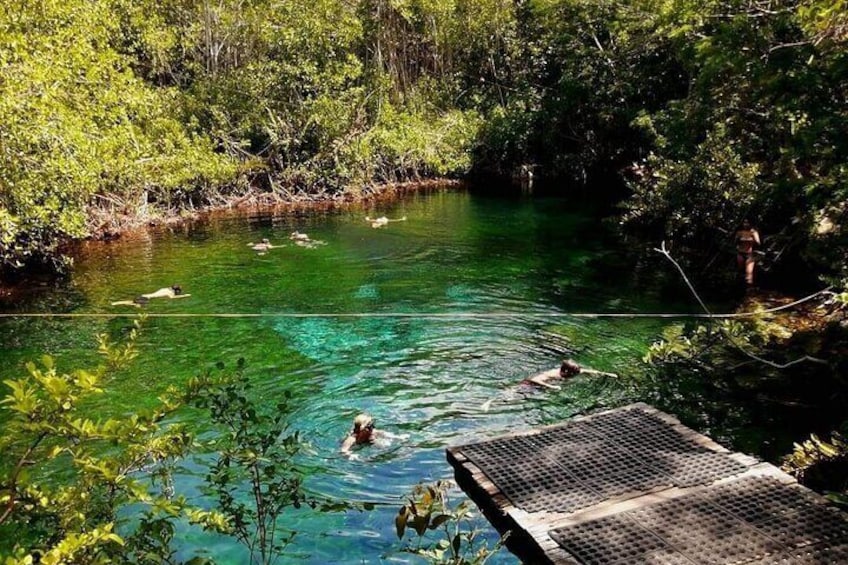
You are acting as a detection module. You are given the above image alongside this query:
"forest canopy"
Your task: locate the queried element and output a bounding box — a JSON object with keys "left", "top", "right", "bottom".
{"left": 0, "top": 0, "right": 846, "bottom": 285}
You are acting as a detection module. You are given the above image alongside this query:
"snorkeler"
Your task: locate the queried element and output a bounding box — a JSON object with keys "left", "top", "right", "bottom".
{"left": 365, "top": 216, "right": 407, "bottom": 229}
{"left": 339, "top": 413, "right": 408, "bottom": 457}
{"left": 111, "top": 285, "right": 191, "bottom": 307}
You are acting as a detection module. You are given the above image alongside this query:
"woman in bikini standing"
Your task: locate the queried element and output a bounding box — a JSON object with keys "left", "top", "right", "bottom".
{"left": 735, "top": 219, "right": 761, "bottom": 287}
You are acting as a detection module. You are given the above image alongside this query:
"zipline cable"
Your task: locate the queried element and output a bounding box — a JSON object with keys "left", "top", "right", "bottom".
{"left": 0, "top": 288, "right": 830, "bottom": 319}
{"left": 654, "top": 242, "right": 829, "bottom": 368}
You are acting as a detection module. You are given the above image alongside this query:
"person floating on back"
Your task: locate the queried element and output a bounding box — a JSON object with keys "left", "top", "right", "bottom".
{"left": 365, "top": 216, "right": 407, "bottom": 229}
{"left": 111, "top": 285, "right": 191, "bottom": 307}
{"left": 481, "top": 359, "right": 618, "bottom": 411}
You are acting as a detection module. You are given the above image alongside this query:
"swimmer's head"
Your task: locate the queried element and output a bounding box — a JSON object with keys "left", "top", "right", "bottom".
{"left": 171, "top": 285, "right": 183, "bottom": 295}
{"left": 560, "top": 359, "right": 581, "bottom": 377}
{"left": 352, "top": 413, "right": 375, "bottom": 444}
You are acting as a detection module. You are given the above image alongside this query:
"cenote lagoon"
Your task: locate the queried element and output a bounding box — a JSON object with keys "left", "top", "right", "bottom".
{"left": 0, "top": 188, "right": 817, "bottom": 563}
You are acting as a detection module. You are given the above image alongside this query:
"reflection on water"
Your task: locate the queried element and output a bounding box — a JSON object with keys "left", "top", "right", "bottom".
{"left": 0, "top": 190, "right": 691, "bottom": 563}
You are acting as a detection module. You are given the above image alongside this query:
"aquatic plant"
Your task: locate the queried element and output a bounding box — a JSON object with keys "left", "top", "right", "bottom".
{"left": 192, "top": 360, "right": 307, "bottom": 565}
{"left": 395, "top": 480, "right": 507, "bottom": 565}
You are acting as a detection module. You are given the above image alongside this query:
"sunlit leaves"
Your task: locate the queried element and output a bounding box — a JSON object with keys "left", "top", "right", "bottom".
{"left": 396, "top": 480, "right": 507, "bottom": 564}
{"left": 0, "top": 318, "right": 201, "bottom": 563}
{"left": 0, "top": 0, "right": 237, "bottom": 273}
{"left": 191, "top": 364, "right": 310, "bottom": 564}
{"left": 783, "top": 428, "right": 848, "bottom": 506}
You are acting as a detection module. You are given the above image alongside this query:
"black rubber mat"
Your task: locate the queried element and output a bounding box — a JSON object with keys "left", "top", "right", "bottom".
{"left": 550, "top": 476, "right": 848, "bottom": 564}
{"left": 458, "top": 406, "right": 747, "bottom": 513}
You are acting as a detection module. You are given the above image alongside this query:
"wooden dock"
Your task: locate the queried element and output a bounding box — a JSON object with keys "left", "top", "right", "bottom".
{"left": 447, "top": 403, "right": 848, "bottom": 564}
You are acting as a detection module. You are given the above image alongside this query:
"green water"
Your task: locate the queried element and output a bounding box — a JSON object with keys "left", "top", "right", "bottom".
{"left": 0, "top": 189, "right": 715, "bottom": 563}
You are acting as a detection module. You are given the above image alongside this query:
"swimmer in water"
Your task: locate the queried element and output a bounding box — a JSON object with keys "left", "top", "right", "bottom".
{"left": 111, "top": 285, "right": 191, "bottom": 307}
{"left": 248, "top": 238, "right": 277, "bottom": 253}
{"left": 365, "top": 215, "right": 407, "bottom": 229}
{"left": 289, "top": 231, "right": 325, "bottom": 248}
{"left": 341, "top": 414, "right": 378, "bottom": 454}
{"left": 339, "top": 413, "right": 408, "bottom": 457}
{"left": 481, "top": 359, "right": 618, "bottom": 411}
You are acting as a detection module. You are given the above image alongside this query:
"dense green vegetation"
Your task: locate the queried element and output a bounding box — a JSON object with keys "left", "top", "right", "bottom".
{"left": 0, "top": 322, "right": 332, "bottom": 563}
{"left": 1, "top": 2, "right": 847, "bottom": 558}
{"left": 1, "top": 0, "right": 846, "bottom": 285}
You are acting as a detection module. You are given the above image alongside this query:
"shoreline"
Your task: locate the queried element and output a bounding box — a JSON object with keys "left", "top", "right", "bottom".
{"left": 0, "top": 179, "right": 464, "bottom": 302}
{"left": 86, "top": 178, "right": 465, "bottom": 241}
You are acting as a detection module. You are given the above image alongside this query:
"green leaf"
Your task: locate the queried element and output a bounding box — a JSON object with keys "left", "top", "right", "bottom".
{"left": 395, "top": 507, "right": 408, "bottom": 539}
{"left": 429, "top": 513, "right": 451, "bottom": 530}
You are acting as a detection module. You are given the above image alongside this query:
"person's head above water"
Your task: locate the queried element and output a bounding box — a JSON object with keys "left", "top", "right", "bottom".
{"left": 560, "top": 359, "right": 582, "bottom": 378}
{"left": 351, "top": 413, "right": 375, "bottom": 444}
{"left": 171, "top": 285, "right": 183, "bottom": 295}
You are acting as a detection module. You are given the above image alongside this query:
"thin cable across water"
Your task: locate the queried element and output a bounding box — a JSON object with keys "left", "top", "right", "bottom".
{"left": 0, "top": 288, "right": 829, "bottom": 319}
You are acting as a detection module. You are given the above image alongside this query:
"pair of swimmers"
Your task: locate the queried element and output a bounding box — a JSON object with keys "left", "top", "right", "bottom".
{"left": 344, "top": 359, "right": 618, "bottom": 453}
{"left": 248, "top": 232, "right": 325, "bottom": 252}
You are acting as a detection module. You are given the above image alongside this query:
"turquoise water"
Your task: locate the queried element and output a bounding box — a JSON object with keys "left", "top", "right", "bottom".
{"left": 1, "top": 189, "right": 698, "bottom": 563}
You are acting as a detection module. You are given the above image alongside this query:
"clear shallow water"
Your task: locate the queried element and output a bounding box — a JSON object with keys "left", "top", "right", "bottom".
{"left": 1, "top": 189, "right": 696, "bottom": 563}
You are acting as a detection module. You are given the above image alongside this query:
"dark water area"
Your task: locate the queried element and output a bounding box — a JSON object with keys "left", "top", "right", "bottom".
{"left": 0, "top": 187, "right": 836, "bottom": 563}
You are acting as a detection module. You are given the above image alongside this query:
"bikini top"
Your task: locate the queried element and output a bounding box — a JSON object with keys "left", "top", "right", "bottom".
{"left": 737, "top": 230, "right": 757, "bottom": 243}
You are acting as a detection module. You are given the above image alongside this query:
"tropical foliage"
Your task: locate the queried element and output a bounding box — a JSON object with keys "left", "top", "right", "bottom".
{"left": 395, "top": 480, "right": 507, "bottom": 564}
{"left": 192, "top": 362, "right": 308, "bottom": 565}
{"left": 783, "top": 427, "right": 848, "bottom": 507}
{"left": 0, "top": 318, "right": 224, "bottom": 562}
{"left": 0, "top": 324, "right": 337, "bottom": 564}
{"left": 2, "top": 0, "right": 847, "bottom": 286}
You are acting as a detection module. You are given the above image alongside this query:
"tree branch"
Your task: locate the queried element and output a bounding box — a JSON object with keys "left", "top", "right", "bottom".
{"left": 654, "top": 241, "right": 828, "bottom": 369}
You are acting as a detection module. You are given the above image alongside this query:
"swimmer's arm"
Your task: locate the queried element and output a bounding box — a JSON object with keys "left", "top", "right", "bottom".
{"left": 376, "top": 429, "right": 408, "bottom": 441}
{"left": 340, "top": 436, "right": 355, "bottom": 454}
{"left": 170, "top": 294, "right": 192, "bottom": 299}
{"left": 580, "top": 368, "right": 619, "bottom": 378}
{"left": 531, "top": 378, "right": 562, "bottom": 390}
